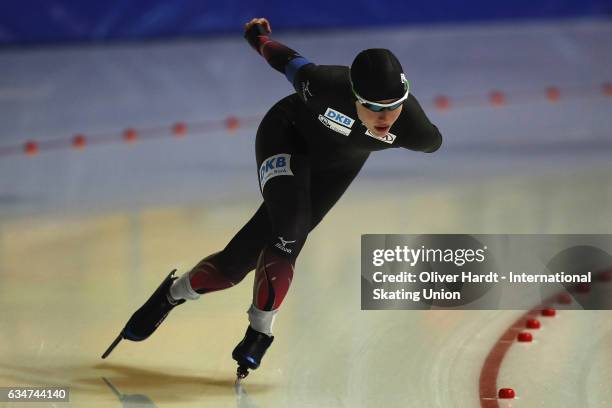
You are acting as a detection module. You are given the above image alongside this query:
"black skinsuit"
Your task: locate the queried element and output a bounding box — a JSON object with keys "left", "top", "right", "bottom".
{"left": 212, "top": 27, "right": 442, "bottom": 286}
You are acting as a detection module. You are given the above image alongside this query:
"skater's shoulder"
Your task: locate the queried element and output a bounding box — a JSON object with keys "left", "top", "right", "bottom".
{"left": 299, "top": 64, "right": 349, "bottom": 85}
{"left": 293, "top": 64, "right": 352, "bottom": 100}
{"left": 392, "top": 94, "right": 442, "bottom": 152}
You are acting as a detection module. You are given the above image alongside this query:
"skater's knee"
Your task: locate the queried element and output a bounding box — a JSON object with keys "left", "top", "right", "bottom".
{"left": 270, "top": 215, "right": 309, "bottom": 258}
{"left": 213, "top": 248, "right": 255, "bottom": 283}
{"left": 187, "top": 252, "right": 245, "bottom": 293}
{"left": 254, "top": 247, "right": 295, "bottom": 311}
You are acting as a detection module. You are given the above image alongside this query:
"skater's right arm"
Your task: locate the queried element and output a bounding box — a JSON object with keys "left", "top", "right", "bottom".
{"left": 244, "top": 18, "right": 335, "bottom": 103}
{"left": 244, "top": 18, "right": 311, "bottom": 83}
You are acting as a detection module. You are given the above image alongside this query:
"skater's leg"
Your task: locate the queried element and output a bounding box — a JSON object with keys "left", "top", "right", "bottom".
{"left": 232, "top": 158, "right": 368, "bottom": 374}
{"left": 171, "top": 100, "right": 309, "bottom": 306}
{"left": 243, "top": 158, "right": 367, "bottom": 329}
{"left": 233, "top": 102, "right": 310, "bottom": 375}
{"left": 171, "top": 102, "right": 307, "bottom": 304}
{"left": 249, "top": 106, "right": 311, "bottom": 318}
{"left": 231, "top": 157, "right": 369, "bottom": 369}
{"left": 251, "top": 160, "right": 311, "bottom": 309}
{"left": 169, "top": 203, "right": 272, "bottom": 301}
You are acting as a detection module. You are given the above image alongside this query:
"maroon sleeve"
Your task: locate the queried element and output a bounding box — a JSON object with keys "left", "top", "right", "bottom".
{"left": 244, "top": 23, "right": 302, "bottom": 74}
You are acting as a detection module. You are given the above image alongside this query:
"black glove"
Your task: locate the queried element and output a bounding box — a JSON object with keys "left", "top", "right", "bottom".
{"left": 244, "top": 23, "right": 269, "bottom": 53}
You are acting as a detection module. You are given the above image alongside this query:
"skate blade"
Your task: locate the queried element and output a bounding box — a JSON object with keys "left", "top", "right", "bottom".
{"left": 236, "top": 365, "right": 249, "bottom": 383}
{"left": 101, "top": 334, "right": 123, "bottom": 359}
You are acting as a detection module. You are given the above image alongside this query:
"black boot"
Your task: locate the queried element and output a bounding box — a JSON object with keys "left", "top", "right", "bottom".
{"left": 102, "top": 270, "right": 184, "bottom": 358}
{"left": 121, "top": 269, "right": 185, "bottom": 341}
{"left": 232, "top": 326, "right": 274, "bottom": 379}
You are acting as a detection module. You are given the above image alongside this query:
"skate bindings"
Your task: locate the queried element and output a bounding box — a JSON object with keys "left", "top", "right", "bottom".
{"left": 101, "top": 269, "right": 185, "bottom": 359}
{"left": 232, "top": 326, "right": 274, "bottom": 380}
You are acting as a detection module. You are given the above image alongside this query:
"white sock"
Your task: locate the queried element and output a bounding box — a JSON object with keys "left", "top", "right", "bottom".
{"left": 248, "top": 304, "right": 278, "bottom": 336}
{"left": 169, "top": 271, "right": 200, "bottom": 301}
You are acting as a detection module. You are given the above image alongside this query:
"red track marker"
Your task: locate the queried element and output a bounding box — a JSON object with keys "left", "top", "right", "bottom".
{"left": 434, "top": 95, "right": 450, "bottom": 110}
{"left": 541, "top": 308, "right": 556, "bottom": 317}
{"left": 24, "top": 140, "right": 39, "bottom": 156}
{"left": 123, "top": 128, "right": 138, "bottom": 143}
{"left": 489, "top": 91, "right": 506, "bottom": 106}
{"left": 72, "top": 134, "right": 87, "bottom": 149}
{"left": 226, "top": 116, "right": 240, "bottom": 131}
{"left": 172, "top": 122, "right": 187, "bottom": 137}
{"left": 517, "top": 332, "right": 533, "bottom": 342}
{"left": 546, "top": 87, "right": 561, "bottom": 102}
{"left": 525, "top": 318, "right": 541, "bottom": 329}
{"left": 498, "top": 388, "right": 515, "bottom": 399}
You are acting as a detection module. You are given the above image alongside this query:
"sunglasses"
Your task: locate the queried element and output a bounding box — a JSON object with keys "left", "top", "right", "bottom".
{"left": 359, "top": 99, "right": 404, "bottom": 112}
{"left": 352, "top": 75, "right": 410, "bottom": 112}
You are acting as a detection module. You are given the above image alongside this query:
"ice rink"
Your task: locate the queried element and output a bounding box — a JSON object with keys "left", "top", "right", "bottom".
{"left": 1, "top": 18, "right": 611, "bottom": 407}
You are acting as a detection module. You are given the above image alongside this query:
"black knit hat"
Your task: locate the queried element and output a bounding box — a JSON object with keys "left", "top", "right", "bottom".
{"left": 350, "top": 48, "right": 407, "bottom": 102}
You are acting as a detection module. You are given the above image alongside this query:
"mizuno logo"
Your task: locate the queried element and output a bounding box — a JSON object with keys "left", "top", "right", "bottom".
{"left": 302, "top": 80, "right": 313, "bottom": 101}
{"left": 275, "top": 236, "right": 295, "bottom": 254}
{"left": 278, "top": 237, "right": 295, "bottom": 247}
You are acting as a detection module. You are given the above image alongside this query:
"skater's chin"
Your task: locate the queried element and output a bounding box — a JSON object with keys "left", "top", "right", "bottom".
{"left": 373, "top": 125, "right": 390, "bottom": 134}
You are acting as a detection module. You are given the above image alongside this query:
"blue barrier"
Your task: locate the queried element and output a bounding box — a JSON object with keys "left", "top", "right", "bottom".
{"left": 0, "top": 0, "right": 611, "bottom": 45}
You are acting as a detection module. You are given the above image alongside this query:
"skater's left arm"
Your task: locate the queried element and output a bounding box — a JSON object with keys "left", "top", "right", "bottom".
{"left": 397, "top": 94, "right": 443, "bottom": 153}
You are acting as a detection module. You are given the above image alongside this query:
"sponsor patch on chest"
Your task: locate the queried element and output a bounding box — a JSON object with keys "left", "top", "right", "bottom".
{"left": 323, "top": 108, "right": 355, "bottom": 128}
{"left": 365, "top": 129, "right": 397, "bottom": 144}
{"left": 318, "top": 115, "right": 351, "bottom": 136}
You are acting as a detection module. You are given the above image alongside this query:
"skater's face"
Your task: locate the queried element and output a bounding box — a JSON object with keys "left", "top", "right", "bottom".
{"left": 356, "top": 99, "right": 403, "bottom": 137}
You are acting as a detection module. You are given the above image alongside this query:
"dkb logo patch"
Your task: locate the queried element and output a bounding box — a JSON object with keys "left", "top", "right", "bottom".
{"left": 324, "top": 108, "right": 355, "bottom": 128}
{"left": 259, "top": 154, "right": 293, "bottom": 191}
